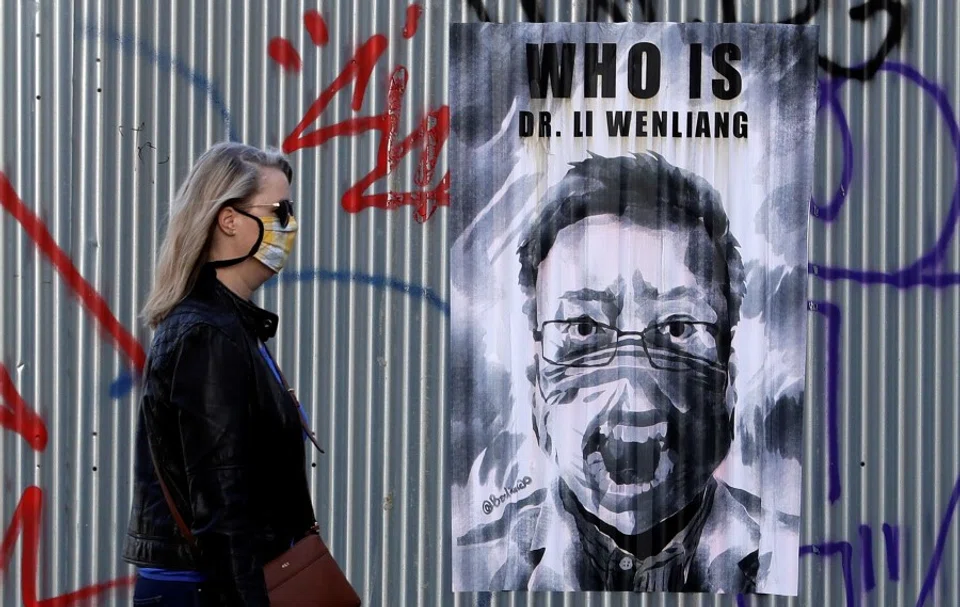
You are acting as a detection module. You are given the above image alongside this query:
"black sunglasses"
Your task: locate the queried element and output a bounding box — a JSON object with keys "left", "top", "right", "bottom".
{"left": 244, "top": 199, "right": 295, "bottom": 227}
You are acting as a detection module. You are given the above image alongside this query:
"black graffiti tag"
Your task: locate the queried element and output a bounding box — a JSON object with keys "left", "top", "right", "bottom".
{"left": 466, "top": 0, "right": 908, "bottom": 82}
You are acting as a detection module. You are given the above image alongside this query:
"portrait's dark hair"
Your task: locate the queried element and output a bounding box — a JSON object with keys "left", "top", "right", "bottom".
{"left": 517, "top": 152, "right": 745, "bottom": 343}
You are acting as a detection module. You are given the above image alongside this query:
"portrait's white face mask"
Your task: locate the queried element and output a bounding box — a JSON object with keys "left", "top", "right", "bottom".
{"left": 533, "top": 352, "right": 731, "bottom": 535}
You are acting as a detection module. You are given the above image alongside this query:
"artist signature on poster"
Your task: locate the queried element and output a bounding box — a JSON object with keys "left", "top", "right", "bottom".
{"left": 482, "top": 476, "right": 534, "bottom": 514}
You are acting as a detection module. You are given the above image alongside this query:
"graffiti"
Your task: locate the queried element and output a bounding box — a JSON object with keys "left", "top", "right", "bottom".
{"left": 793, "top": 0, "right": 908, "bottom": 81}
{"left": 270, "top": 5, "right": 449, "bottom": 223}
{"left": 812, "top": 77, "right": 855, "bottom": 222}
{"left": 89, "top": 9, "right": 454, "bottom": 394}
{"left": 803, "top": 58, "right": 960, "bottom": 538}
{"left": 734, "top": 474, "right": 960, "bottom": 606}
{"left": 466, "top": 0, "right": 907, "bottom": 81}
{"left": 0, "top": 365, "right": 47, "bottom": 452}
{"left": 882, "top": 522, "right": 902, "bottom": 581}
{"left": 860, "top": 524, "right": 877, "bottom": 591}
{"left": 271, "top": 268, "right": 450, "bottom": 316}
{"left": 0, "top": 488, "right": 134, "bottom": 607}
{"left": 402, "top": 4, "right": 424, "bottom": 38}
{"left": 699, "top": 0, "right": 910, "bottom": 81}
{"left": 118, "top": 121, "right": 169, "bottom": 167}
{"left": 267, "top": 9, "right": 327, "bottom": 71}
{"left": 109, "top": 371, "right": 137, "bottom": 399}
{"left": 468, "top": 0, "right": 657, "bottom": 22}
{"left": 82, "top": 24, "right": 235, "bottom": 141}
{"left": 0, "top": 174, "right": 147, "bottom": 371}
{"left": 811, "top": 61, "right": 960, "bottom": 288}
{"left": 0, "top": 173, "right": 139, "bottom": 603}
{"left": 465, "top": 0, "right": 493, "bottom": 22}
{"left": 799, "top": 541, "right": 856, "bottom": 607}
{"left": 916, "top": 473, "right": 960, "bottom": 606}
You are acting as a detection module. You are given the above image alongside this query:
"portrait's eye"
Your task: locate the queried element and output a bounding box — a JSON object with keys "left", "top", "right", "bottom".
{"left": 540, "top": 318, "right": 615, "bottom": 366}
{"left": 573, "top": 321, "right": 597, "bottom": 337}
{"left": 659, "top": 320, "right": 694, "bottom": 341}
{"left": 646, "top": 319, "right": 720, "bottom": 364}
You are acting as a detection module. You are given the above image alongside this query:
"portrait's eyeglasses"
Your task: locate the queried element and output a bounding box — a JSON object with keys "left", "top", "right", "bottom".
{"left": 533, "top": 317, "right": 727, "bottom": 372}
{"left": 246, "top": 200, "right": 295, "bottom": 227}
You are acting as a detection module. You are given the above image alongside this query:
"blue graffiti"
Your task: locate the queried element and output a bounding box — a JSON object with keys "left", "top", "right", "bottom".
{"left": 736, "top": 472, "right": 960, "bottom": 607}
{"left": 81, "top": 23, "right": 236, "bottom": 141}
{"left": 800, "top": 541, "right": 856, "bottom": 607}
{"left": 916, "top": 473, "right": 960, "bottom": 606}
{"left": 268, "top": 268, "right": 450, "bottom": 316}
{"left": 109, "top": 370, "right": 136, "bottom": 399}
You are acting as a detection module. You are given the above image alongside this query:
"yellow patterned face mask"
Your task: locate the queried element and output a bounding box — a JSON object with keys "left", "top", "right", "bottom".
{"left": 252, "top": 214, "right": 298, "bottom": 273}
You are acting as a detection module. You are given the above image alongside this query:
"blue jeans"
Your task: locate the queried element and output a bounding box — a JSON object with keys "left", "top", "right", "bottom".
{"left": 132, "top": 575, "right": 212, "bottom": 606}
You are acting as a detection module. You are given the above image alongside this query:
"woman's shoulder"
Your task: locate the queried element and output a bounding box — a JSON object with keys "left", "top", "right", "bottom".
{"left": 164, "top": 293, "right": 244, "bottom": 335}
{"left": 149, "top": 295, "right": 248, "bottom": 366}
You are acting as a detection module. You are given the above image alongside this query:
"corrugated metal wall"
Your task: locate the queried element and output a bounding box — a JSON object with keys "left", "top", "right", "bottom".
{"left": 0, "top": 1, "right": 956, "bottom": 605}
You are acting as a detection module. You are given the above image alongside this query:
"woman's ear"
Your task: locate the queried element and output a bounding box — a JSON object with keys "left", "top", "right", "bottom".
{"left": 215, "top": 205, "right": 237, "bottom": 236}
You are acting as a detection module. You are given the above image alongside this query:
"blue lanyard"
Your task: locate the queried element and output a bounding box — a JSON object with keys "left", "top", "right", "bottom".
{"left": 258, "top": 342, "right": 310, "bottom": 433}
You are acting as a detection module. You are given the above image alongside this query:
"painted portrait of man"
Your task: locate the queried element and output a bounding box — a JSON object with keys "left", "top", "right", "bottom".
{"left": 449, "top": 22, "right": 817, "bottom": 597}
{"left": 454, "top": 152, "right": 786, "bottom": 592}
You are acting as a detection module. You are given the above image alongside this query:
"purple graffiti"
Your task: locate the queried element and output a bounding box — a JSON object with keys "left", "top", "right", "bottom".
{"left": 882, "top": 522, "right": 901, "bottom": 581}
{"left": 779, "top": 476, "right": 957, "bottom": 606}
{"left": 810, "top": 61, "right": 960, "bottom": 288}
{"left": 916, "top": 473, "right": 960, "bottom": 606}
{"left": 809, "top": 300, "right": 842, "bottom": 503}
{"left": 811, "top": 78, "right": 855, "bottom": 221}
{"left": 859, "top": 524, "right": 876, "bottom": 592}
{"left": 800, "top": 541, "right": 855, "bottom": 607}
{"left": 735, "top": 522, "right": 901, "bottom": 606}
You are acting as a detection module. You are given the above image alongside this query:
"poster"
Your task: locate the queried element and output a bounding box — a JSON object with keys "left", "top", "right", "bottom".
{"left": 448, "top": 23, "right": 818, "bottom": 596}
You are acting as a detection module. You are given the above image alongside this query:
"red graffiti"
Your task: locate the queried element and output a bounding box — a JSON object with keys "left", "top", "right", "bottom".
{"left": 267, "top": 37, "right": 302, "bottom": 72}
{"left": 304, "top": 9, "right": 328, "bottom": 46}
{"left": 403, "top": 4, "right": 423, "bottom": 39}
{"left": 0, "top": 172, "right": 141, "bottom": 603}
{"left": 0, "top": 364, "right": 47, "bottom": 451}
{"left": 0, "top": 487, "right": 134, "bottom": 606}
{"left": 268, "top": 4, "right": 449, "bottom": 222}
{"left": 0, "top": 173, "right": 147, "bottom": 372}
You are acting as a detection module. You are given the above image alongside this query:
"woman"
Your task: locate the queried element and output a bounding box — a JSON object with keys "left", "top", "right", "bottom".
{"left": 123, "top": 142, "right": 318, "bottom": 605}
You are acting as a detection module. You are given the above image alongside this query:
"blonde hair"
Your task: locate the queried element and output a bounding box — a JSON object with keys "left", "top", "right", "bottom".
{"left": 141, "top": 141, "right": 293, "bottom": 329}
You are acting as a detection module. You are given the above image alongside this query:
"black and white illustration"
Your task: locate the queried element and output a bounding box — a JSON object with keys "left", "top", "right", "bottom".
{"left": 449, "top": 23, "right": 818, "bottom": 595}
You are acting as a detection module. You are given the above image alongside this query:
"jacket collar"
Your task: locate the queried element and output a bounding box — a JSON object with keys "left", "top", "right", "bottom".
{"left": 194, "top": 263, "right": 279, "bottom": 341}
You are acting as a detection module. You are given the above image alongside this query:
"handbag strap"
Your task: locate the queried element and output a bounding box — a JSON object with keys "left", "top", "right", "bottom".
{"left": 149, "top": 439, "right": 198, "bottom": 548}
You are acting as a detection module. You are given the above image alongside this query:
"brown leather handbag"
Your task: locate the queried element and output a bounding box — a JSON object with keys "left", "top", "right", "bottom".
{"left": 149, "top": 405, "right": 360, "bottom": 606}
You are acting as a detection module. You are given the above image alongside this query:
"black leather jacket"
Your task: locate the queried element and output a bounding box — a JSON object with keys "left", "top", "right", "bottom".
{"left": 123, "top": 264, "right": 317, "bottom": 605}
